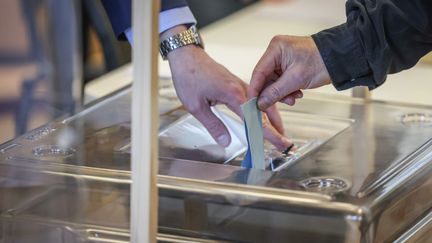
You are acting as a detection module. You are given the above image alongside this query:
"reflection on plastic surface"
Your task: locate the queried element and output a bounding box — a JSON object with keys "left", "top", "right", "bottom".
{"left": 24, "top": 126, "right": 57, "bottom": 141}
{"left": 400, "top": 113, "right": 432, "bottom": 127}
{"left": 300, "top": 177, "right": 350, "bottom": 194}
{"left": 32, "top": 145, "right": 76, "bottom": 158}
{"left": 0, "top": 143, "right": 22, "bottom": 154}
{"left": 159, "top": 108, "right": 247, "bottom": 164}
{"left": 267, "top": 139, "right": 321, "bottom": 171}
{"left": 159, "top": 107, "right": 352, "bottom": 170}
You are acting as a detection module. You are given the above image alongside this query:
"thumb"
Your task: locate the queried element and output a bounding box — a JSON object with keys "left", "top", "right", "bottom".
{"left": 257, "top": 67, "right": 304, "bottom": 110}
{"left": 190, "top": 104, "right": 231, "bottom": 147}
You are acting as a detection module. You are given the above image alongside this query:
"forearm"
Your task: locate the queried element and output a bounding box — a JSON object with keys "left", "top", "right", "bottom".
{"left": 313, "top": 0, "right": 432, "bottom": 91}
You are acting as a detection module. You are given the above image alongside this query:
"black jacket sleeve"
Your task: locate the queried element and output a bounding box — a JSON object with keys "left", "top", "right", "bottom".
{"left": 101, "top": 0, "right": 188, "bottom": 40}
{"left": 312, "top": 0, "right": 432, "bottom": 91}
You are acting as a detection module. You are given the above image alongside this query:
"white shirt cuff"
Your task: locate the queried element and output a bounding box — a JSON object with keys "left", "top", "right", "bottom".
{"left": 125, "top": 28, "right": 134, "bottom": 46}
{"left": 125, "top": 6, "right": 197, "bottom": 46}
{"left": 159, "top": 6, "right": 197, "bottom": 33}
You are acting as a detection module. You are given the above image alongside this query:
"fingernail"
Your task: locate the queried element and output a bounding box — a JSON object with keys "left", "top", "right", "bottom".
{"left": 217, "top": 134, "right": 230, "bottom": 147}
{"left": 257, "top": 97, "right": 269, "bottom": 110}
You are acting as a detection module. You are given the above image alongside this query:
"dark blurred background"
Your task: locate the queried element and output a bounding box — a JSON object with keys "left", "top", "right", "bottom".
{"left": 0, "top": 0, "right": 258, "bottom": 144}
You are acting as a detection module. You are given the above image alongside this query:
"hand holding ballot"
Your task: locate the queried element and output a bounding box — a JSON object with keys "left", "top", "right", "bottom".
{"left": 248, "top": 36, "right": 331, "bottom": 111}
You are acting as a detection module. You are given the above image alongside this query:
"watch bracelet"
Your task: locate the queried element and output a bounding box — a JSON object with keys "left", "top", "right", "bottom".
{"left": 159, "top": 26, "right": 203, "bottom": 59}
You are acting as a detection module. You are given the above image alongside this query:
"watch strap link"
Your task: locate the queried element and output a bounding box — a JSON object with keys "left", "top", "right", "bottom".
{"left": 159, "top": 25, "right": 203, "bottom": 60}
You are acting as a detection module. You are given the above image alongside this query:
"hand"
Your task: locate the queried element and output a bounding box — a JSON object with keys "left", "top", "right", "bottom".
{"left": 248, "top": 35, "right": 331, "bottom": 110}
{"left": 163, "top": 26, "right": 292, "bottom": 150}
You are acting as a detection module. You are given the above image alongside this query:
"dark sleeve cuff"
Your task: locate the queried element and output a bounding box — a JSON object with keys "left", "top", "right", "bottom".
{"left": 161, "top": 0, "right": 188, "bottom": 11}
{"left": 101, "top": 0, "right": 132, "bottom": 40}
{"left": 312, "top": 24, "right": 381, "bottom": 91}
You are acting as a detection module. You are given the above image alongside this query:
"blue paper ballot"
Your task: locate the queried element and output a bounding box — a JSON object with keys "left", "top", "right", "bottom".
{"left": 241, "top": 126, "right": 252, "bottom": 168}
{"left": 241, "top": 98, "right": 266, "bottom": 170}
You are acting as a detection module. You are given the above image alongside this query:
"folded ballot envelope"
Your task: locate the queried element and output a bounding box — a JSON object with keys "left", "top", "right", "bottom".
{"left": 241, "top": 98, "right": 266, "bottom": 170}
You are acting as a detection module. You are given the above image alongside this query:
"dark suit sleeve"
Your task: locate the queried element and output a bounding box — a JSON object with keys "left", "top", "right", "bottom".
{"left": 312, "top": 0, "right": 432, "bottom": 91}
{"left": 101, "top": 0, "right": 188, "bottom": 40}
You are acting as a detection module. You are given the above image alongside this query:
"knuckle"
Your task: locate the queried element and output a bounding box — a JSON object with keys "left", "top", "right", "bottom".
{"left": 230, "top": 86, "right": 246, "bottom": 101}
{"left": 271, "top": 35, "right": 283, "bottom": 44}
{"left": 291, "top": 72, "right": 304, "bottom": 83}
{"left": 252, "top": 68, "right": 266, "bottom": 79}
{"left": 268, "top": 86, "right": 282, "bottom": 100}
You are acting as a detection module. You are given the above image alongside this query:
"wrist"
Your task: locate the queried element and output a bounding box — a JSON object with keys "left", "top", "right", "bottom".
{"left": 166, "top": 44, "right": 205, "bottom": 63}
{"left": 310, "top": 37, "right": 331, "bottom": 86}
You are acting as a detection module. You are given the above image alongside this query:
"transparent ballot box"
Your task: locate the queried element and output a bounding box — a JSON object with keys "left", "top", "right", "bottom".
{"left": 1, "top": 86, "right": 432, "bottom": 242}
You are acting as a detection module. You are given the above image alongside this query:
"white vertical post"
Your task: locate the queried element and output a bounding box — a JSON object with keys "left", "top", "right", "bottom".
{"left": 131, "top": 0, "right": 160, "bottom": 242}
{"left": 352, "top": 86, "right": 371, "bottom": 99}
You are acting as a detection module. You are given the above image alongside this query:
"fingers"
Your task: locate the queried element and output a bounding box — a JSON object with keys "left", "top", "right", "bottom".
{"left": 265, "top": 105, "right": 284, "bottom": 134}
{"left": 280, "top": 90, "right": 303, "bottom": 106}
{"left": 291, "top": 90, "right": 303, "bottom": 99}
{"left": 190, "top": 104, "right": 231, "bottom": 147}
{"left": 221, "top": 82, "right": 247, "bottom": 119}
{"left": 249, "top": 37, "right": 304, "bottom": 110}
{"left": 261, "top": 113, "right": 292, "bottom": 150}
{"left": 248, "top": 42, "right": 280, "bottom": 99}
{"left": 250, "top": 36, "right": 328, "bottom": 110}
{"left": 256, "top": 68, "right": 305, "bottom": 110}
